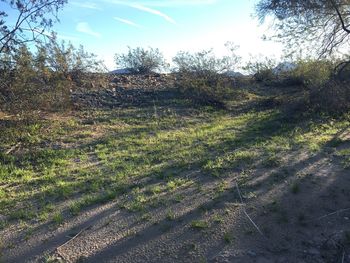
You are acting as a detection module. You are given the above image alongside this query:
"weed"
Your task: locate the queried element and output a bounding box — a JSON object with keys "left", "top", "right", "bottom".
{"left": 190, "top": 220, "right": 209, "bottom": 229}
{"left": 52, "top": 212, "right": 64, "bottom": 225}
{"left": 291, "top": 182, "right": 300, "bottom": 194}
{"left": 69, "top": 203, "right": 81, "bottom": 216}
{"left": 263, "top": 154, "right": 282, "bottom": 168}
{"left": 212, "top": 214, "right": 224, "bottom": 224}
{"left": 166, "top": 211, "right": 176, "bottom": 221}
{"left": 224, "top": 232, "right": 234, "bottom": 243}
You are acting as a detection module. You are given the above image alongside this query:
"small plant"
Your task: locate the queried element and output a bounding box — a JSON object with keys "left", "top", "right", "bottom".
{"left": 291, "top": 182, "right": 300, "bottom": 194}
{"left": 224, "top": 232, "right": 234, "bottom": 243}
{"left": 52, "top": 212, "right": 64, "bottom": 225}
{"left": 166, "top": 211, "right": 176, "bottom": 221}
{"left": 263, "top": 154, "right": 282, "bottom": 168}
{"left": 190, "top": 220, "right": 209, "bottom": 229}
{"left": 69, "top": 203, "right": 81, "bottom": 216}
{"left": 212, "top": 214, "right": 224, "bottom": 224}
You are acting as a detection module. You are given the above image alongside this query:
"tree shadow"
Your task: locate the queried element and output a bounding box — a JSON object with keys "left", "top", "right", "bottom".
{"left": 1, "top": 89, "right": 350, "bottom": 262}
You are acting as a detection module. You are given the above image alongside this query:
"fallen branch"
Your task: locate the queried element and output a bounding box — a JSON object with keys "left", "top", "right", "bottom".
{"left": 235, "top": 182, "right": 264, "bottom": 236}
{"left": 5, "top": 142, "right": 21, "bottom": 154}
{"left": 310, "top": 208, "right": 350, "bottom": 222}
{"left": 57, "top": 227, "right": 89, "bottom": 251}
{"left": 56, "top": 226, "right": 91, "bottom": 262}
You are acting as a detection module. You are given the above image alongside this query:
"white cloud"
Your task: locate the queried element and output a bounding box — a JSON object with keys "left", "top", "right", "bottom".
{"left": 104, "top": 0, "right": 217, "bottom": 7}
{"left": 71, "top": 1, "right": 102, "bottom": 10}
{"left": 103, "top": 1, "right": 176, "bottom": 24}
{"left": 114, "top": 17, "right": 143, "bottom": 28}
{"left": 129, "top": 4, "right": 176, "bottom": 24}
{"left": 76, "top": 22, "right": 101, "bottom": 38}
{"left": 134, "top": 0, "right": 218, "bottom": 7}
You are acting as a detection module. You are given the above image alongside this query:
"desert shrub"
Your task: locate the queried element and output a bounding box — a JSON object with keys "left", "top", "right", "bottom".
{"left": 44, "top": 37, "right": 108, "bottom": 91}
{"left": 114, "top": 47, "right": 168, "bottom": 74}
{"left": 291, "top": 59, "right": 333, "bottom": 87}
{"left": 172, "top": 46, "right": 240, "bottom": 108}
{"left": 175, "top": 72, "right": 234, "bottom": 108}
{"left": 0, "top": 38, "right": 107, "bottom": 114}
{"left": 244, "top": 56, "right": 277, "bottom": 84}
{"left": 310, "top": 80, "right": 350, "bottom": 114}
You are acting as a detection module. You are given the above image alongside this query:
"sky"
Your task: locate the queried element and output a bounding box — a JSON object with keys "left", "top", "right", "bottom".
{"left": 3, "top": 0, "right": 283, "bottom": 70}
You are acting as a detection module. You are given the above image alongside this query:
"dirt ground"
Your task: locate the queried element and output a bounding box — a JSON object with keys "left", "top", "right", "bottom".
{"left": 1, "top": 80, "right": 350, "bottom": 263}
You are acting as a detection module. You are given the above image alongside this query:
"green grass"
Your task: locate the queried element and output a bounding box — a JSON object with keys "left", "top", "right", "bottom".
{"left": 190, "top": 220, "right": 209, "bottom": 229}
{"left": 0, "top": 89, "right": 349, "bottom": 231}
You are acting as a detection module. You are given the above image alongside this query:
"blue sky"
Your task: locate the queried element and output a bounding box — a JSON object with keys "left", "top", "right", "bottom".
{"left": 5, "top": 0, "right": 283, "bottom": 70}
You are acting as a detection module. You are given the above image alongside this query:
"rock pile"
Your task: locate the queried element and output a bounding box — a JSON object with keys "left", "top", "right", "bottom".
{"left": 71, "top": 74, "right": 178, "bottom": 109}
{"left": 111, "top": 73, "right": 175, "bottom": 90}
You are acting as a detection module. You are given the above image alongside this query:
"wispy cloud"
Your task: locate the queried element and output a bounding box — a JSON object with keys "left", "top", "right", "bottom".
{"left": 76, "top": 22, "right": 101, "bottom": 38}
{"left": 71, "top": 1, "right": 102, "bottom": 10}
{"left": 104, "top": 0, "right": 218, "bottom": 7}
{"left": 114, "top": 17, "right": 143, "bottom": 28}
{"left": 133, "top": 0, "right": 218, "bottom": 7}
{"left": 129, "top": 3, "right": 176, "bottom": 24}
{"left": 103, "top": 0, "right": 176, "bottom": 24}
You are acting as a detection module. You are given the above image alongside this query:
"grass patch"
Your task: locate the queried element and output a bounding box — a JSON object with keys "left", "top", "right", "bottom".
{"left": 190, "top": 220, "right": 209, "bottom": 229}
{"left": 0, "top": 88, "right": 348, "bottom": 232}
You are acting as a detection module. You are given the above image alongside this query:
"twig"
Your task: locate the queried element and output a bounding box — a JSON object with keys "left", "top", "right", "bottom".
{"left": 235, "top": 182, "right": 264, "bottom": 236}
{"left": 342, "top": 250, "right": 345, "bottom": 263}
{"left": 56, "top": 249, "right": 71, "bottom": 263}
{"left": 56, "top": 227, "right": 88, "bottom": 251}
{"left": 56, "top": 226, "right": 91, "bottom": 262}
{"left": 310, "top": 208, "right": 350, "bottom": 222}
{"left": 5, "top": 142, "right": 21, "bottom": 154}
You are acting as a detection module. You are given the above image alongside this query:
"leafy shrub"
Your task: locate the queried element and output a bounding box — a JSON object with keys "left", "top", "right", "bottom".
{"left": 291, "top": 59, "right": 333, "bottom": 87}
{"left": 172, "top": 46, "right": 240, "bottom": 108}
{"left": 310, "top": 80, "right": 350, "bottom": 114}
{"left": 175, "top": 72, "right": 234, "bottom": 108}
{"left": 114, "top": 47, "right": 168, "bottom": 74}
{"left": 0, "top": 37, "right": 107, "bottom": 114}
{"left": 244, "top": 56, "right": 277, "bottom": 84}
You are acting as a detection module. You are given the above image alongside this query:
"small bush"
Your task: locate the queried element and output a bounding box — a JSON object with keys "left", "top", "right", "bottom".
{"left": 244, "top": 56, "right": 277, "bottom": 84}
{"left": 175, "top": 72, "right": 234, "bottom": 108}
{"left": 0, "top": 37, "right": 107, "bottom": 115}
{"left": 291, "top": 59, "right": 333, "bottom": 87}
{"left": 172, "top": 46, "right": 240, "bottom": 108}
{"left": 310, "top": 80, "right": 350, "bottom": 114}
{"left": 114, "top": 47, "right": 168, "bottom": 74}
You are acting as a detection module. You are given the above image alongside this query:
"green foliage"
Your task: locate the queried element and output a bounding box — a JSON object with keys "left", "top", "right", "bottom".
{"left": 173, "top": 44, "right": 240, "bottom": 74}
{"left": 292, "top": 59, "right": 333, "bottom": 87}
{"left": 173, "top": 46, "right": 240, "bottom": 108}
{"left": 256, "top": 0, "right": 350, "bottom": 57}
{"left": 244, "top": 56, "right": 277, "bottom": 83}
{"left": 0, "top": 0, "right": 67, "bottom": 55}
{"left": 175, "top": 72, "right": 233, "bottom": 108}
{"left": 310, "top": 80, "right": 350, "bottom": 114}
{"left": 0, "top": 37, "right": 106, "bottom": 114}
{"left": 114, "top": 46, "right": 168, "bottom": 74}
{"left": 191, "top": 220, "right": 209, "bottom": 229}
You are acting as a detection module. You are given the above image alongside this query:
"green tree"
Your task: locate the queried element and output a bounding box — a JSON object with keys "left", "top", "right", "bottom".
{"left": 256, "top": 0, "right": 350, "bottom": 58}
{"left": 0, "top": 0, "right": 67, "bottom": 54}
